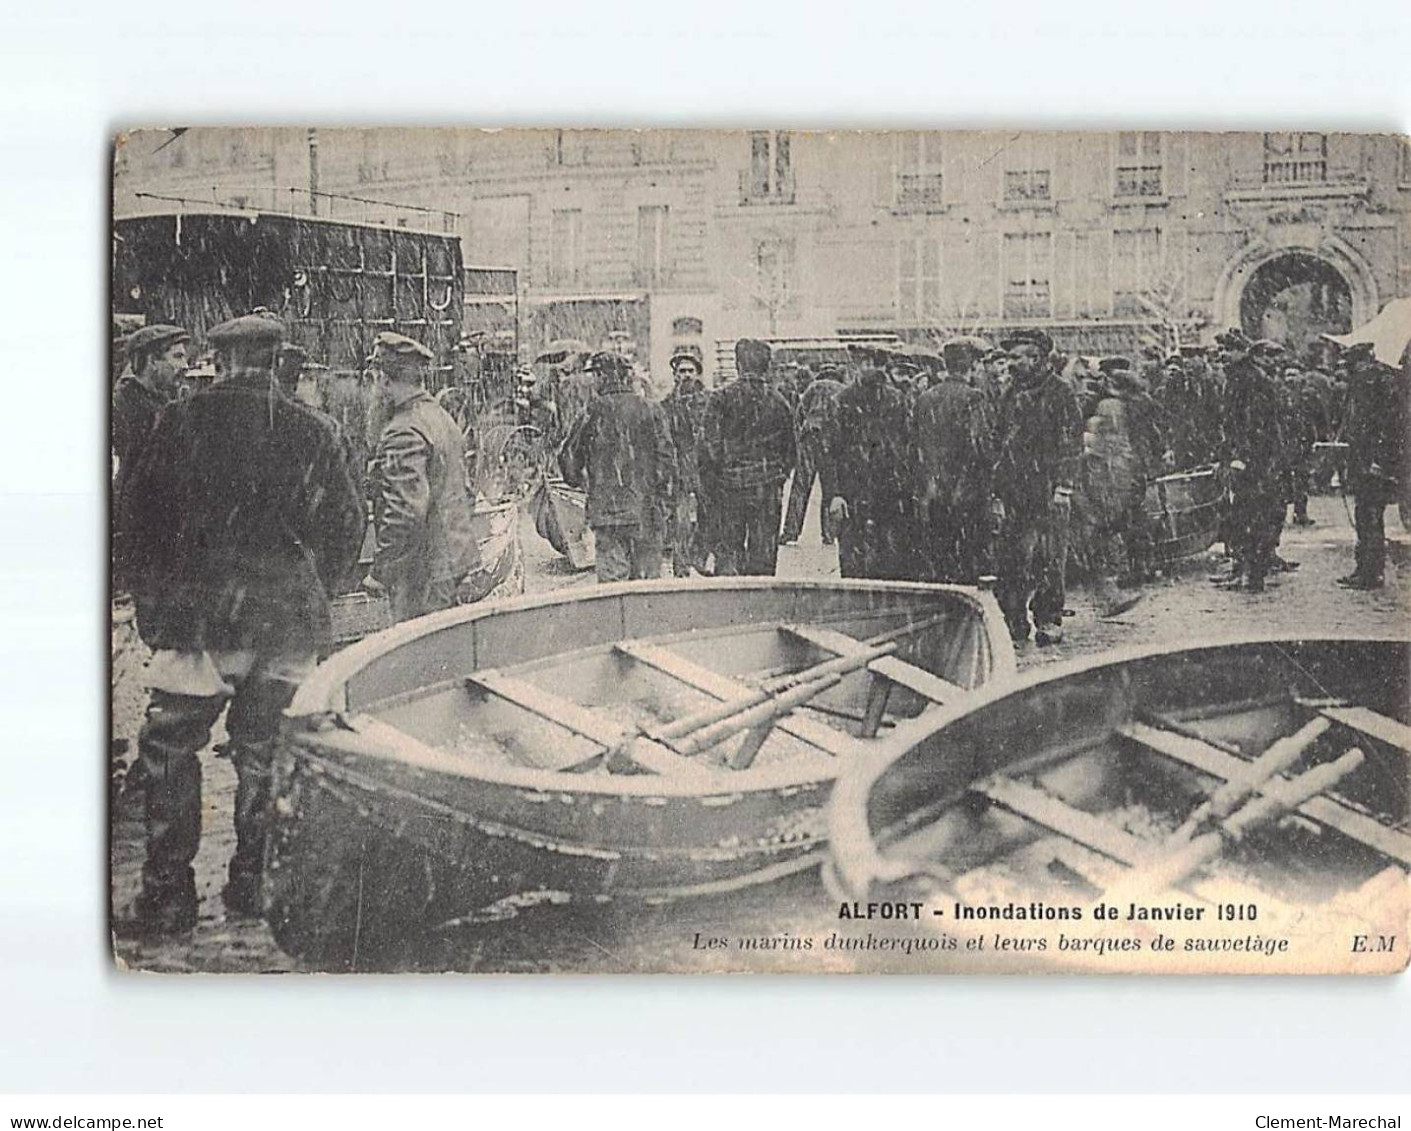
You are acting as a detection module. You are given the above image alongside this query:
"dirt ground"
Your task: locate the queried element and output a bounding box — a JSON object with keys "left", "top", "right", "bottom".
{"left": 110, "top": 491, "right": 1409, "bottom": 973}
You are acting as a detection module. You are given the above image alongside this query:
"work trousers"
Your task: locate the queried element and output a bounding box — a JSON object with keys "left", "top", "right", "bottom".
{"left": 137, "top": 648, "right": 315, "bottom": 900}
{"left": 1228, "top": 484, "right": 1284, "bottom": 585}
{"left": 920, "top": 497, "right": 992, "bottom": 583}
{"left": 594, "top": 523, "right": 663, "bottom": 583}
{"left": 1354, "top": 495, "right": 1388, "bottom": 581}
{"left": 715, "top": 483, "right": 784, "bottom": 577}
{"left": 996, "top": 501, "right": 1070, "bottom": 637}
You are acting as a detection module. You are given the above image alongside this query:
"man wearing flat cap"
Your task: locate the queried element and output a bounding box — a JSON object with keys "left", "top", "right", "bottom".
{"left": 560, "top": 352, "right": 676, "bottom": 583}
{"left": 913, "top": 337, "right": 995, "bottom": 582}
{"left": 115, "top": 313, "right": 365, "bottom": 937}
{"left": 662, "top": 351, "right": 709, "bottom": 577}
{"left": 1338, "top": 343, "right": 1403, "bottom": 589}
{"left": 828, "top": 361, "right": 916, "bottom": 580}
{"left": 366, "top": 331, "right": 480, "bottom": 619}
{"left": 1214, "top": 328, "right": 1288, "bottom": 592}
{"left": 112, "top": 323, "right": 189, "bottom": 479}
{"left": 702, "top": 339, "right": 797, "bottom": 575}
{"left": 992, "top": 328, "right": 1083, "bottom": 644}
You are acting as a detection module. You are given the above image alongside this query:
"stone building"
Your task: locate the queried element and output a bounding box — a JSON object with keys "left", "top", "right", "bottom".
{"left": 114, "top": 128, "right": 1411, "bottom": 378}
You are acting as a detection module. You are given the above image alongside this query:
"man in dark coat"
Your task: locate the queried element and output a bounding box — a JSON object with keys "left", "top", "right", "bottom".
{"left": 913, "top": 337, "right": 994, "bottom": 582}
{"left": 112, "top": 324, "right": 189, "bottom": 480}
{"left": 560, "top": 352, "right": 675, "bottom": 583}
{"left": 114, "top": 314, "right": 365, "bottom": 936}
{"left": 701, "top": 339, "right": 796, "bottom": 576}
{"left": 780, "top": 364, "right": 845, "bottom": 546}
{"left": 1338, "top": 344, "right": 1403, "bottom": 589}
{"left": 828, "top": 364, "right": 916, "bottom": 580}
{"left": 661, "top": 350, "right": 708, "bottom": 577}
{"left": 1216, "top": 330, "right": 1288, "bottom": 593}
{"left": 992, "top": 329, "right": 1083, "bottom": 644}
{"left": 366, "top": 332, "right": 480, "bottom": 622}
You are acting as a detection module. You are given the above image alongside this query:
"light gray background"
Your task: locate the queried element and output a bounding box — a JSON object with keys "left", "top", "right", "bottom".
{"left": 2, "top": 0, "right": 1408, "bottom": 1094}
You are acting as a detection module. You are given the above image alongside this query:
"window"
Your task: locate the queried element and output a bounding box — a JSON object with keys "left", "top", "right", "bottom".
{"left": 896, "top": 133, "right": 944, "bottom": 210}
{"left": 1002, "top": 135, "right": 1053, "bottom": 203}
{"left": 1115, "top": 131, "right": 1163, "bottom": 197}
{"left": 745, "top": 131, "right": 794, "bottom": 202}
{"left": 1264, "top": 132, "right": 1327, "bottom": 184}
{"left": 1003, "top": 233, "right": 1052, "bottom": 319}
{"left": 1113, "top": 228, "right": 1163, "bottom": 316}
{"left": 752, "top": 236, "right": 797, "bottom": 328}
{"left": 897, "top": 238, "right": 941, "bottom": 323}
{"left": 636, "top": 205, "right": 670, "bottom": 287}
{"left": 549, "top": 208, "right": 582, "bottom": 287}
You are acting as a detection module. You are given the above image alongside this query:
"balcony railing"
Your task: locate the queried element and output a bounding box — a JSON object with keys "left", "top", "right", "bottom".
{"left": 894, "top": 173, "right": 944, "bottom": 212}
{"left": 1228, "top": 164, "right": 1366, "bottom": 197}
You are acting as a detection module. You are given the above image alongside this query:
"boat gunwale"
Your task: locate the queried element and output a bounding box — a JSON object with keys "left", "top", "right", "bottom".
{"left": 290, "top": 576, "right": 1014, "bottom": 716}
{"left": 826, "top": 631, "right": 1411, "bottom": 900}
{"left": 280, "top": 578, "right": 1014, "bottom": 799}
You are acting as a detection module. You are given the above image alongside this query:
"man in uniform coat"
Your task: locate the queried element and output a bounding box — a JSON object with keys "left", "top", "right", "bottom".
{"left": 828, "top": 363, "right": 916, "bottom": 580}
{"left": 1216, "top": 330, "right": 1288, "bottom": 593}
{"left": 1338, "top": 343, "right": 1403, "bottom": 589}
{"left": 701, "top": 339, "right": 796, "bottom": 576}
{"left": 913, "top": 336, "right": 994, "bottom": 582}
{"left": 992, "top": 329, "right": 1083, "bottom": 645}
{"left": 114, "top": 314, "right": 365, "bottom": 935}
{"left": 366, "top": 332, "right": 480, "bottom": 621}
{"left": 560, "top": 351, "right": 676, "bottom": 583}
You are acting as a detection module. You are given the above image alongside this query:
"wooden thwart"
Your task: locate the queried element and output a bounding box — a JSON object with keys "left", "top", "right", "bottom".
{"left": 1318, "top": 706, "right": 1411, "bottom": 758}
{"left": 974, "top": 776, "right": 1159, "bottom": 868}
{"left": 466, "top": 670, "right": 719, "bottom": 781}
{"left": 1118, "top": 720, "right": 1411, "bottom": 867}
{"left": 780, "top": 622, "right": 968, "bottom": 705}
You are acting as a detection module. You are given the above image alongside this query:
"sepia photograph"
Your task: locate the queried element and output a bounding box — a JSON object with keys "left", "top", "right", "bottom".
{"left": 108, "top": 127, "right": 1410, "bottom": 974}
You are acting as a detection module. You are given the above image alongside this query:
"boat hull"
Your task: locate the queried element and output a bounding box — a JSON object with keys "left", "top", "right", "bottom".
{"left": 827, "top": 636, "right": 1411, "bottom": 974}
{"left": 266, "top": 577, "right": 1013, "bottom": 969}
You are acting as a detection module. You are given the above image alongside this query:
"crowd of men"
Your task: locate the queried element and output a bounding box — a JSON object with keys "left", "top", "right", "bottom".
{"left": 109, "top": 304, "right": 1404, "bottom": 940}
{"left": 112, "top": 314, "right": 477, "bottom": 938}
{"left": 557, "top": 327, "right": 1406, "bottom": 646}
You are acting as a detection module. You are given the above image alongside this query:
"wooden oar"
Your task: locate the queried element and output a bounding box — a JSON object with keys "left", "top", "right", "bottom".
{"left": 759, "top": 641, "right": 898, "bottom": 694}
{"left": 1171, "top": 717, "right": 1332, "bottom": 841}
{"left": 1105, "top": 748, "right": 1366, "bottom": 903}
{"left": 669, "top": 673, "right": 844, "bottom": 757}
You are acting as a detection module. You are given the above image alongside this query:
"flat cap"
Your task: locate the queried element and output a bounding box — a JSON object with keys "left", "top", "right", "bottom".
{"left": 735, "top": 338, "right": 772, "bottom": 377}
{"left": 585, "top": 351, "right": 632, "bottom": 379}
{"left": 372, "top": 331, "right": 434, "bottom": 361}
{"left": 1252, "top": 338, "right": 1286, "bottom": 356}
{"left": 208, "top": 314, "right": 285, "bottom": 350}
{"left": 126, "top": 323, "right": 190, "bottom": 358}
{"left": 1098, "top": 355, "right": 1133, "bottom": 374}
{"left": 669, "top": 349, "right": 704, "bottom": 373}
{"left": 1000, "top": 328, "right": 1054, "bottom": 355}
{"left": 942, "top": 335, "right": 990, "bottom": 361}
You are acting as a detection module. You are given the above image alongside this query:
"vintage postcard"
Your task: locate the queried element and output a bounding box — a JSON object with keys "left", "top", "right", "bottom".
{"left": 110, "top": 128, "right": 1410, "bottom": 974}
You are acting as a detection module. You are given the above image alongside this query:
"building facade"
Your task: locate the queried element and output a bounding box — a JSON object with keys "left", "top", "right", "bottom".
{"left": 115, "top": 128, "right": 1411, "bottom": 378}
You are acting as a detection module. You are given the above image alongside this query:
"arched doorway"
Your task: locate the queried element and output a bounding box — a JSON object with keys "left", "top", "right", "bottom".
{"left": 1239, "top": 251, "right": 1353, "bottom": 352}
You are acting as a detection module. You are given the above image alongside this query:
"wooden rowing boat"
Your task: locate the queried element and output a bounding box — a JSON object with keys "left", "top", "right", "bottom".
{"left": 265, "top": 577, "right": 1014, "bottom": 969}
{"left": 827, "top": 636, "right": 1410, "bottom": 973}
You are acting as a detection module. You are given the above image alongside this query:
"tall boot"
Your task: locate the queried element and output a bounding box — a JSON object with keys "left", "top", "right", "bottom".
{"left": 224, "top": 741, "right": 276, "bottom": 917}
